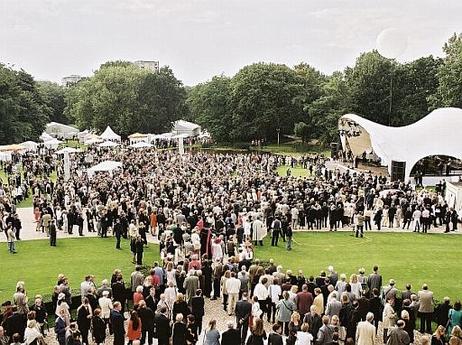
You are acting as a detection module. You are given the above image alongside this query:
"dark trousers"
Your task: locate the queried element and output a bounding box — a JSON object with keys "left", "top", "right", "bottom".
{"left": 268, "top": 302, "right": 277, "bottom": 323}
{"left": 355, "top": 225, "right": 364, "bottom": 238}
{"left": 141, "top": 328, "right": 154, "bottom": 345}
{"left": 365, "top": 218, "right": 371, "bottom": 230}
{"left": 271, "top": 230, "right": 280, "bottom": 246}
{"left": 158, "top": 336, "right": 169, "bottom": 345}
{"left": 136, "top": 252, "right": 143, "bottom": 265}
{"left": 258, "top": 299, "right": 269, "bottom": 321}
{"left": 420, "top": 312, "right": 433, "bottom": 333}
{"left": 402, "top": 219, "right": 411, "bottom": 229}
{"left": 80, "top": 328, "right": 89, "bottom": 345}
{"left": 223, "top": 293, "right": 228, "bottom": 310}
{"left": 278, "top": 321, "right": 290, "bottom": 336}
{"left": 213, "top": 278, "right": 220, "bottom": 298}
{"left": 115, "top": 235, "right": 121, "bottom": 249}
{"left": 237, "top": 321, "right": 249, "bottom": 345}
{"left": 50, "top": 234, "right": 56, "bottom": 246}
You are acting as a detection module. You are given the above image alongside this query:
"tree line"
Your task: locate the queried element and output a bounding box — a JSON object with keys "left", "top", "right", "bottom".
{"left": 0, "top": 33, "right": 461, "bottom": 145}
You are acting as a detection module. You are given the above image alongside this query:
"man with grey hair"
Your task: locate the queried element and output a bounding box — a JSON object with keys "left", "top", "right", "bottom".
{"left": 386, "top": 320, "right": 410, "bottom": 345}
{"left": 355, "top": 312, "right": 376, "bottom": 345}
{"left": 221, "top": 321, "right": 241, "bottom": 345}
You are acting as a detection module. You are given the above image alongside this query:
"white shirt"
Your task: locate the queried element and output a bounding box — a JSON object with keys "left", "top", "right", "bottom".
{"left": 253, "top": 283, "right": 269, "bottom": 300}
{"left": 269, "top": 284, "right": 282, "bottom": 303}
{"left": 295, "top": 331, "right": 313, "bottom": 345}
{"left": 226, "top": 277, "right": 241, "bottom": 294}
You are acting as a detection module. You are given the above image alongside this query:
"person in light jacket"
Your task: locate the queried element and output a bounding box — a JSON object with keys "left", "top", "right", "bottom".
{"left": 382, "top": 298, "right": 397, "bottom": 344}
{"left": 276, "top": 291, "right": 296, "bottom": 337}
{"left": 355, "top": 312, "right": 376, "bottom": 345}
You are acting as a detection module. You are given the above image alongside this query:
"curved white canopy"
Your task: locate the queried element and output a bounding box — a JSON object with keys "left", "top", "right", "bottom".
{"left": 340, "top": 107, "right": 462, "bottom": 181}
{"left": 98, "top": 140, "right": 119, "bottom": 147}
{"left": 87, "top": 160, "right": 122, "bottom": 178}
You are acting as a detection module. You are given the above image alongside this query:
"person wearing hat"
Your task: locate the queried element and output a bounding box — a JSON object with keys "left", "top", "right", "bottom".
{"left": 383, "top": 279, "right": 398, "bottom": 302}
{"left": 55, "top": 293, "right": 70, "bottom": 326}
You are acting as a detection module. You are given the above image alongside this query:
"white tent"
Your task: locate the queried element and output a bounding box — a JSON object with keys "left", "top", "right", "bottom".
{"left": 56, "top": 147, "right": 82, "bottom": 154}
{"left": 172, "top": 120, "right": 201, "bottom": 137}
{"left": 100, "top": 126, "right": 121, "bottom": 142}
{"left": 45, "top": 122, "right": 79, "bottom": 139}
{"left": 130, "top": 142, "right": 153, "bottom": 148}
{"left": 98, "top": 140, "right": 119, "bottom": 147}
{"left": 20, "top": 141, "right": 38, "bottom": 152}
{"left": 43, "top": 138, "right": 63, "bottom": 149}
{"left": 87, "top": 160, "right": 122, "bottom": 178}
{"left": 339, "top": 107, "right": 462, "bottom": 182}
{"left": 40, "top": 132, "right": 54, "bottom": 142}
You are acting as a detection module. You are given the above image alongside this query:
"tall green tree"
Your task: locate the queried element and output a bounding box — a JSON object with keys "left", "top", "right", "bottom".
{"left": 187, "top": 75, "right": 233, "bottom": 142}
{"left": 0, "top": 65, "right": 48, "bottom": 144}
{"left": 37, "top": 81, "right": 70, "bottom": 124}
{"left": 65, "top": 62, "right": 187, "bottom": 136}
{"left": 229, "top": 63, "right": 305, "bottom": 141}
{"left": 430, "top": 33, "right": 462, "bottom": 108}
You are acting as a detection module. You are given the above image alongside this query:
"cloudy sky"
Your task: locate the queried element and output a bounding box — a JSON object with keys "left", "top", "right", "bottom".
{"left": 1, "top": 0, "right": 461, "bottom": 86}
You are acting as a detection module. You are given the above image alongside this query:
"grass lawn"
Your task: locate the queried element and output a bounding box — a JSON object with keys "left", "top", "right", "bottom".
{"left": 0, "top": 237, "right": 158, "bottom": 302}
{"left": 276, "top": 165, "right": 310, "bottom": 178}
{"left": 255, "top": 232, "right": 462, "bottom": 301}
{"left": 260, "top": 142, "right": 331, "bottom": 158}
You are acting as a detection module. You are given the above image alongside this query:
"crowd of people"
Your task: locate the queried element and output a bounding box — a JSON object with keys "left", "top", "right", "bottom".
{"left": 1, "top": 147, "right": 462, "bottom": 345}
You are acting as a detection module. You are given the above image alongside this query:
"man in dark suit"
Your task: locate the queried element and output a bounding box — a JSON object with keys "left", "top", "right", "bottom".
{"left": 154, "top": 307, "right": 171, "bottom": 345}
{"left": 3, "top": 306, "right": 26, "bottom": 342}
{"left": 222, "top": 321, "right": 241, "bottom": 345}
{"left": 268, "top": 323, "right": 283, "bottom": 345}
{"left": 110, "top": 302, "right": 125, "bottom": 345}
{"left": 138, "top": 301, "right": 155, "bottom": 345}
{"left": 235, "top": 293, "right": 252, "bottom": 345}
{"left": 114, "top": 218, "right": 123, "bottom": 249}
{"left": 367, "top": 266, "right": 382, "bottom": 292}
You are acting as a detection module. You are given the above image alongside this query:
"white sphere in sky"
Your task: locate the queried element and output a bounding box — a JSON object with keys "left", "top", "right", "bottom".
{"left": 376, "top": 28, "right": 408, "bottom": 59}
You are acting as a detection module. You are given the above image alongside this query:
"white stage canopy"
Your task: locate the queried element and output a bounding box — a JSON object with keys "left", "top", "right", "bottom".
{"left": 40, "top": 132, "right": 54, "bottom": 142}
{"left": 339, "top": 107, "right": 462, "bottom": 182}
{"left": 43, "top": 138, "right": 63, "bottom": 149}
{"left": 100, "top": 126, "right": 121, "bottom": 142}
{"left": 20, "top": 141, "right": 38, "bottom": 152}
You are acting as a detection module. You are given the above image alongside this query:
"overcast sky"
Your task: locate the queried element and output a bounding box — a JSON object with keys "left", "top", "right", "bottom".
{"left": 1, "top": 0, "right": 461, "bottom": 86}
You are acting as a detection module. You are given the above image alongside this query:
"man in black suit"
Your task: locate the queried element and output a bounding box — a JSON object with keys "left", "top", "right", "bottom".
{"left": 222, "top": 321, "right": 241, "bottom": 345}
{"left": 114, "top": 218, "right": 123, "bottom": 249}
{"left": 235, "top": 293, "right": 252, "bottom": 345}
{"left": 110, "top": 302, "right": 125, "bottom": 345}
{"left": 138, "top": 300, "right": 155, "bottom": 345}
{"left": 3, "top": 306, "right": 26, "bottom": 342}
{"left": 154, "top": 307, "right": 171, "bottom": 345}
{"left": 268, "top": 323, "right": 283, "bottom": 345}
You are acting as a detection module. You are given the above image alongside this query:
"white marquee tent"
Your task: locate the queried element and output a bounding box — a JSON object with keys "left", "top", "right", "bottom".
{"left": 20, "top": 141, "right": 38, "bottom": 152}
{"left": 339, "top": 107, "right": 462, "bottom": 182}
{"left": 98, "top": 140, "right": 119, "bottom": 148}
{"left": 40, "top": 132, "right": 54, "bottom": 142}
{"left": 100, "top": 126, "right": 121, "bottom": 142}
{"left": 56, "top": 147, "right": 82, "bottom": 154}
{"left": 172, "top": 120, "right": 201, "bottom": 137}
{"left": 130, "top": 141, "right": 153, "bottom": 148}
{"left": 43, "top": 138, "right": 63, "bottom": 149}
{"left": 87, "top": 160, "right": 122, "bottom": 178}
{"left": 45, "top": 122, "right": 79, "bottom": 139}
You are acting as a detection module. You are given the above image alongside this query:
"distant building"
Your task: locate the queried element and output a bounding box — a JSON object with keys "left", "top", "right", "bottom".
{"left": 62, "top": 75, "right": 82, "bottom": 86}
{"left": 133, "top": 60, "right": 160, "bottom": 73}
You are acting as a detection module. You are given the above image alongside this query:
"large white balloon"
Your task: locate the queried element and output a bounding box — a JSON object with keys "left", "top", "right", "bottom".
{"left": 376, "top": 28, "right": 408, "bottom": 59}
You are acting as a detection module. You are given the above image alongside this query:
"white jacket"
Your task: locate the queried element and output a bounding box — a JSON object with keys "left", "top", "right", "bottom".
{"left": 98, "top": 296, "right": 113, "bottom": 319}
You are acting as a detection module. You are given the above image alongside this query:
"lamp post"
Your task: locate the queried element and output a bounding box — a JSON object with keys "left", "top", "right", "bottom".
{"left": 276, "top": 128, "right": 281, "bottom": 146}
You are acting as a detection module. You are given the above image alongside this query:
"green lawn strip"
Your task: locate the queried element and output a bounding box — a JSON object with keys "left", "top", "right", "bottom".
{"left": 0, "top": 237, "right": 158, "bottom": 302}
{"left": 255, "top": 231, "right": 462, "bottom": 301}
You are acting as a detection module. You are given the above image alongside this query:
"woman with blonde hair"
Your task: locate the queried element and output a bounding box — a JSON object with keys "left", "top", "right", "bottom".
{"left": 349, "top": 274, "right": 361, "bottom": 299}
{"left": 449, "top": 326, "right": 462, "bottom": 345}
{"left": 432, "top": 325, "right": 446, "bottom": 345}
{"left": 330, "top": 315, "right": 346, "bottom": 345}
{"left": 287, "top": 311, "right": 301, "bottom": 345}
{"left": 166, "top": 261, "right": 177, "bottom": 287}
{"left": 172, "top": 293, "right": 190, "bottom": 321}
{"left": 295, "top": 322, "right": 313, "bottom": 345}
{"left": 288, "top": 285, "right": 298, "bottom": 304}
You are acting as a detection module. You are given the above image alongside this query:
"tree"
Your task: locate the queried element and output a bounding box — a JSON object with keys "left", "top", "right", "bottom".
{"left": 308, "top": 71, "right": 351, "bottom": 145}
{"left": 430, "top": 33, "right": 462, "bottom": 108}
{"left": 65, "top": 62, "right": 187, "bottom": 135}
{"left": 294, "top": 122, "right": 311, "bottom": 143}
{"left": 229, "top": 63, "right": 305, "bottom": 141}
{"left": 345, "top": 51, "right": 395, "bottom": 125}
{"left": 187, "top": 75, "right": 233, "bottom": 142}
{"left": 0, "top": 64, "right": 48, "bottom": 144}
{"left": 37, "top": 81, "right": 70, "bottom": 124}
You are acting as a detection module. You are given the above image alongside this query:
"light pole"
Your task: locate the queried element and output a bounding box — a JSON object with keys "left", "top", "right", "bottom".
{"left": 276, "top": 128, "right": 281, "bottom": 146}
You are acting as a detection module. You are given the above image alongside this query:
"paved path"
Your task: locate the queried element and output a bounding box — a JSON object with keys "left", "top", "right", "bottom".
{"left": 1, "top": 206, "right": 459, "bottom": 243}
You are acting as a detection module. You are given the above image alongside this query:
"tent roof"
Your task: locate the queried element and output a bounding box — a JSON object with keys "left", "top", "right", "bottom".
{"left": 173, "top": 120, "right": 200, "bottom": 131}
{"left": 98, "top": 140, "right": 119, "bottom": 147}
{"left": 100, "top": 126, "right": 121, "bottom": 141}
{"left": 40, "top": 132, "right": 54, "bottom": 142}
{"left": 56, "top": 147, "right": 82, "bottom": 154}
{"left": 340, "top": 107, "right": 462, "bottom": 179}
{"left": 88, "top": 160, "right": 122, "bottom": 173}
{"left": 128, "top": 132, "right": 148, "bottom": 139}
{"left": 130, "top": 142, "right": 153, "bottom": 148}
{"left": 46, "top": 122, "right": 79, "bottom": 133}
